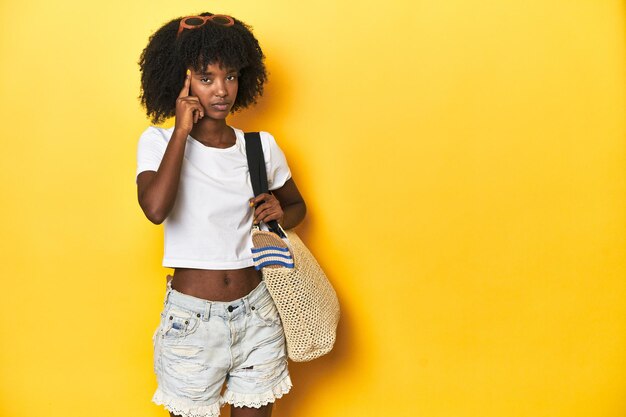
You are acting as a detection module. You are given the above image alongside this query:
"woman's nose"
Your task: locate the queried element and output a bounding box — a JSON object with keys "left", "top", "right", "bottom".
{"left": 214, "top": 81, "right": 227, "bottom": 97}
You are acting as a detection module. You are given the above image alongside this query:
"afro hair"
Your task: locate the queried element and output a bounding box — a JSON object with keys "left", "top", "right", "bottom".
{"left": 138, "top": 13, "right": 267, "bottom": 125}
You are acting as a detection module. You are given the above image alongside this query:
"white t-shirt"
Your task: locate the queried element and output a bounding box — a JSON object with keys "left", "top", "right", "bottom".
{"left": 135, "top": 125, "right": 292, "bottom": 269}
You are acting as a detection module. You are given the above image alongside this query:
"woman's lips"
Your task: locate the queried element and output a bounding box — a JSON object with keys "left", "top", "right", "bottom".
{"left": 211, "top": 103, "right": 230, "bottom": 111}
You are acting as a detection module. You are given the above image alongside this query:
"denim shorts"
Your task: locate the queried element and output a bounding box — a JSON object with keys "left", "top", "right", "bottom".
{"left": 151, "top": 279, "right": 291, "bottom": 417}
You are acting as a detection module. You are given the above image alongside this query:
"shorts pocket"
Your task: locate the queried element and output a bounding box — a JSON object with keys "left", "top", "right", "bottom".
{"left": 161, "top": 304, "right": 201, "bottom": 339}
{"left": 252, "top": 299, "right": 282, "bottom": 327}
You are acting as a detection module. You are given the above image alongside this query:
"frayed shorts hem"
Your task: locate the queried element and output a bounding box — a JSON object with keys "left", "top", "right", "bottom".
{"left": 221, "top": 374, "right": 293, "bottom": 408}
{"left": 152, "top": 387, "right": 221, "bottom": 417}
{"left": 152, "top": 374, "right": 292, "bottom": 416}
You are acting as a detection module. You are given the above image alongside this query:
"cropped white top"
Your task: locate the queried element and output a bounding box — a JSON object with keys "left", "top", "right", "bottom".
{"left": 135, "top": 125, "right": 292, "bottom": 269}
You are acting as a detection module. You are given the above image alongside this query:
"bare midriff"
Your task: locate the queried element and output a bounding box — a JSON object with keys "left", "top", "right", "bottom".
{"left": 171, "top": 267, "right": 262, "bottom": 302}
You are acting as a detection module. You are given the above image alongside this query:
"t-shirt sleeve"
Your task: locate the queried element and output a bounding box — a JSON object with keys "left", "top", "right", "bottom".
{"left": 260, "top": 131, "right": 292, "bottom": 191}
{"left": 135, "top": 126, "right": 167, "bottom": 183}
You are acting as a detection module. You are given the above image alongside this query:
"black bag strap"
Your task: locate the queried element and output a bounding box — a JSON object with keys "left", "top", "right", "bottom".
{"left": 244, "top": 131, "right": 267, "bottom": 196}
{"left": 244, "top": 131, "right": 286, "bottom": 238}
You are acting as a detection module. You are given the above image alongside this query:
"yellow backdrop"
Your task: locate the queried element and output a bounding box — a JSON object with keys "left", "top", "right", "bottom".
{"left": 0, "top": 1, "right": 624, "bottom": 416}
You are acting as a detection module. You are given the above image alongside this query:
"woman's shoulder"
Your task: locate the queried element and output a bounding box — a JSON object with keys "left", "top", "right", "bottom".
{"left": 259, "top": 131, "right": 278, "bottom": 149}
{"left": 137, "top": 125, "right": 175, "bottom": 149}
{"left": 231, "top": 126, "right": 278, "bottom": 155}
{"left": 140, "top": 125, "right": 174, "bottom": 139}
{"left": 232, "top": 127, "right": 281, "bottom": 150}
{"left": 231, "top": 126, "right": 275, "bottom": 139}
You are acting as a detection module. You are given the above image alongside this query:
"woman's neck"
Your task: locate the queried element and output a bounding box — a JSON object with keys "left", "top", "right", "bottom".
{"left": 189, "top": 119, "right": 235, "bottom": 148}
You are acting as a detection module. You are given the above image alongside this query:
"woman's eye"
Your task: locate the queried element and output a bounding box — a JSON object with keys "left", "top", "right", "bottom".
{"left": 227, "top": 75, "right": 238, "bottom": 81}
{"left": 200, "top": 78, "right": 212, "bottom": 83}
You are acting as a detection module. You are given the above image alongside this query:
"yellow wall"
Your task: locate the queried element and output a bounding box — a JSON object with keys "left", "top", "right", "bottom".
{"left": 0, "top": 1, "right": 624, "bottom": 416}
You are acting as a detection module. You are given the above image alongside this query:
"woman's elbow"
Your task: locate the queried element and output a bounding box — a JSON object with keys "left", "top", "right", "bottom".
{"left": 139, "top": 199, "right": 168, "bottom": 225}
{"left": 146, "top": 211, "right": 166, "bottom": 225}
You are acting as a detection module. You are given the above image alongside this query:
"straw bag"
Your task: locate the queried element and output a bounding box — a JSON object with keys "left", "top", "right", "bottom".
{"left": 244, "top": 132, "right": 340, "bottom": 362}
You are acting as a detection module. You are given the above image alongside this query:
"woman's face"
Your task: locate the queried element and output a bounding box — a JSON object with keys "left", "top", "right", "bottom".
{"left": 189, "top": 62, "right": 239, "bottom": 120}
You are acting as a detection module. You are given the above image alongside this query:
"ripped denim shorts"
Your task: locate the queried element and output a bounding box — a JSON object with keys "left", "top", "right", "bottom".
{"left": 151, "top": 279, "right": 291, "bottom": 417}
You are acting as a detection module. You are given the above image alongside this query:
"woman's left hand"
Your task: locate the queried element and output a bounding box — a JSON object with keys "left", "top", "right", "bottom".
{"left": 249, "top": 193, "right": 283, "bottom": 225}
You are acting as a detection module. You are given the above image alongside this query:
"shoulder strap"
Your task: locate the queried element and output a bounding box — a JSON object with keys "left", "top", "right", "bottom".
{"left": 244, "top": 132, "right": 286, "bottom": 238}
{"left": 244, "top": 131, "right": 268, "bottom": 197}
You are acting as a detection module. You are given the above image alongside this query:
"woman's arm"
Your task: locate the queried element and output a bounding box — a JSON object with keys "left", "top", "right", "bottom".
{"left": 136, "top": 129, "right": 188, "bottom": 224}
{"left": 250, "top": 178, "right": 306, "bottom": 230}
{"left": 137, "top": 71, "right": 204, "bottom": 224}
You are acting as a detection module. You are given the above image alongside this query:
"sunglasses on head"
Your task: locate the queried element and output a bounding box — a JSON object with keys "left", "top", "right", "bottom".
{"left": 177, "top": 14, "right": 235, "bottom": 37}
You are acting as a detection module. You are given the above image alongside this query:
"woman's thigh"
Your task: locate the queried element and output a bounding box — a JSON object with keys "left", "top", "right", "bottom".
{"left": 231, "top": 403, "right": 273, "bottom": 417}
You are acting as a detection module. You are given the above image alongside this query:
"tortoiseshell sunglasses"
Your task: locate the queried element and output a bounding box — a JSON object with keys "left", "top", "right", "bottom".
{"left": 177, "top": 14, "right": 235, "bottom": 37}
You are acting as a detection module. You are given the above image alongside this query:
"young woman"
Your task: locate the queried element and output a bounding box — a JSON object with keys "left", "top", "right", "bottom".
{"left": 136, "top": 12, "right": 306, "bottom": 417}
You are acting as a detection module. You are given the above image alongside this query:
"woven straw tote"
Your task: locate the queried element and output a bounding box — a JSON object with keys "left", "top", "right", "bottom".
{"left": 245, "top": 132, "right": 340, "bottom": 362}
{"left": 251, "top": 224, "right": 340, "bottom": 361}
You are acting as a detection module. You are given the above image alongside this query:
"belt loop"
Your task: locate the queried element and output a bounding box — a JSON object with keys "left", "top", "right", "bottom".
{"left": 203, "top": 301, "right": 211, "bottom": 321}
{"left": 243, "top": 295, "right": 251, "bottom": 316}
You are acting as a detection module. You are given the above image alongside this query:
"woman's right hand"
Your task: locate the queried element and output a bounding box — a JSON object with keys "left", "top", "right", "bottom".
{"left": 174, "top": 69, "right": 204, "bottom": 135}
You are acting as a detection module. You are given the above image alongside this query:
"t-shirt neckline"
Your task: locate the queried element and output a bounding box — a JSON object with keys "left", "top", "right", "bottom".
{"left": 187, "top": 126, "right": 240, "bottom": 153}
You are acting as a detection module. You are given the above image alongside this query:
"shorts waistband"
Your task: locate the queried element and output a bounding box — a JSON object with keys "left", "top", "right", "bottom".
{"left": 163, "top": 278, "right": 272, "bottom": 320}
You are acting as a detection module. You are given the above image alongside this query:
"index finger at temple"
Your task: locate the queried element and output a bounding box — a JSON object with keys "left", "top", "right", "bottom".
{"left": 179, "top": 69, "right": 191, "bottom": 97}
